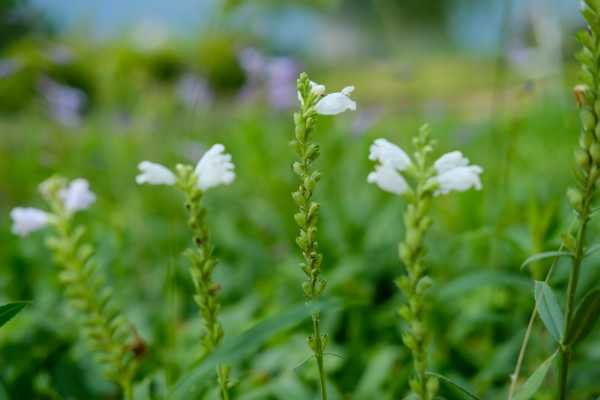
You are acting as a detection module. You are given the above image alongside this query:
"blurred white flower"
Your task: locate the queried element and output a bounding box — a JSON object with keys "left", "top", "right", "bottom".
{"left": 315, "top": 86, "right": 356, "bottom": 115}
{"left": 367, "top": 164, "right": 409, "bottom": 195}
{"left": 433, "top": 154, "right": 483, "bottom": 196}
{"left": 136, "top": 161, "right": 176, "bottom": 185}
{"left": 59, "top": 178, "right": 96, "bottom": 213}
{"left": 310, "top": 80, "right": 326, "bottom": 96}
{"left": 369, "top": 138, "right": 412, "bottom": 171}
{"left": 10, "top": 207, "right": 49, "bottom": 236}
{"left": 195, "top": 144, "right": 236, "bottom": 190}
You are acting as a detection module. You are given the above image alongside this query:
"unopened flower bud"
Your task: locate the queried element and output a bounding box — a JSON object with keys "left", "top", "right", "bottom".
{"left": 591, "top": 142, "right": 600, "bottom": 163}
{"left": 575, "top": 148, "right": 591, "bottom": 169}
{"left": 567, "top": 187, "right": 584, "bottom": 210}
{"left": 574, "top": 84, "right": 588, "bottom": 108}
{"left": 581, "top": 109, "right": 596, "bottom": 131}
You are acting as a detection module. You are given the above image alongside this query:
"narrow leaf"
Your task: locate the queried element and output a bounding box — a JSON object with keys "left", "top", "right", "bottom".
{"left": 565, "top": 287, "right": 600, "bottom": 345}
{"left": 584, "top": 243, "right": 600, "bottom": 257}
{"left": 0, "top": 302, "right": 28, "bottom": 328}
{"left": 534, "top": 281, "right": 564, "bottom": 344}
{"left": 169, "top": 299, "right": 339, "bottom": 400}
{"left": 426, "top": 372, "right": 480, "bottom": 400}
{"left": 521, "top": 252, "right": 572, "bottom": 269}
{"left": 513, "top": 351, "right": 558, "bottom": 400}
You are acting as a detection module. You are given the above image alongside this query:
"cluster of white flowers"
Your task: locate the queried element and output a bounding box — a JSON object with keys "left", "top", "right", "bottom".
{"left": 300, "top": 80, "right": 356, "bottom": 115}
{"left": 10, "top": 178, "right": 96, "bottom": 237}
{"left": 367, "top": 138, "right": 483, "bottom": 196}
{"left": 136, "top": 143, "right": 235, "bottom": 190}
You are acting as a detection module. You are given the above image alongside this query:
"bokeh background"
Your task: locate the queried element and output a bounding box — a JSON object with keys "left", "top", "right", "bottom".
{"left": 1, "top": 0, "right": 599, "bottom": 399}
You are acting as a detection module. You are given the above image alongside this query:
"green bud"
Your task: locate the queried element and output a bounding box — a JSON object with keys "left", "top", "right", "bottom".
{"left": 581, "top": 108, "right": 596, "bottom": 131}
{"left": 575, "top": 148, "right": 591, "bottom": 169}
{"left": 294, "top": 212, "right": 306, "bottom": 227}
{"left": 398, "top": 305, "right": 411, "bottom": 320}
{"left": 591, "top": 142, "right": 600, "bottom": 163}
{"left": 567, "top": 187, "right": 584, "bottom": 210}
{"left": 416, "top": 276, "right": 433, "bottom": 294}
{"left": 561, "top": 232, "right": 577, "bottom": 253}
{"left": 582, "top": 129, "right": 595, "bottom": 148}
{"left": 427, "top": 376, "right": 440, "bottom": 397}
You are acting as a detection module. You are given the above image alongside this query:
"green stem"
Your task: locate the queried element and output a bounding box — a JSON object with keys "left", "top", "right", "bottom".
{"left": 559, "top": 177, "right": 594, "bottom": 399}
{"left": 121, "top": 380, "right": 133, "bottom": 400}
{"left": 217, "top": 364, "right": 230, "bottom": 400}
{"left": 312, "top": 312, "right": 328, "bottom": 400}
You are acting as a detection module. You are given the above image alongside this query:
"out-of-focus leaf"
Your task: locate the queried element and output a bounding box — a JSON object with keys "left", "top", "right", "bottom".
{"left": 534, "top": 281, "right": 564, "bottom": 344}
{"left": 426, "top": 372, "right": 480, "bottom": 400}
{"left": 169, "top": 299, "right": 340, "bottom": 399}
{"left": 437, "top": 271, "right": 530, "bottom": 302}
{"left": 584, "top": 243, "right": 600, "bottom": 257}
{"left": 513, "top": 351, "right": 558, "bottom": 400}
{"left": 521, "top": 251, "right": 572, "bottom": 269}
{"left": 0, "top": 301, "right": 28, "bottom": 328}
{"left": 354, "top": 346, "right": 399, "bottom": 398}
{"left": 565, "top": 287, "right": 600, "bottom": 346}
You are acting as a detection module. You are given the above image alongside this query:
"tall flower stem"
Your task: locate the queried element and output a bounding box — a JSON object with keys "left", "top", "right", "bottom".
{"left": 396, "top": 126, "right": 437, "bottom": 400}
{"left": 557, "top": 3, "right": 600, "bottom": 395}
{"left": 292, "top": 73, "right": 328, "bottom": 400}
{"left": 41, "top": 177, "right": 137, "bottom": 398}
{"left": 176, "top": 165, "right": 230, "bottom": 399}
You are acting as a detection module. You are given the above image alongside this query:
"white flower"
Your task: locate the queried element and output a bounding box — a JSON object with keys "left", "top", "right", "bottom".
{"left": 59, "top": 178, "right": 96, "bottom": 213}
{"left": 309, "top": 80, "right": 326, "bottom": 96}
{"left": 434, "top": 165, "right": 483, "bottom": 196}
{"left": 10, "top": 207, "right": 49, "bottom": 236}
{"left": 367, "top": 164, "right": 409, "bottom": 195}
{"left": 136, "top": 161, "right": 176, "bottom": 185}
{"left": 195, "top": 144, "right": 236, "bottom": 190}
{"left": 369, "top": 138, "right": 412, "bottom": 171}
{"left": 315, "top": 86, "right": 356, "bottom": 115}
{"left": 433, "top": 151, "right": 469, "bottom": 174}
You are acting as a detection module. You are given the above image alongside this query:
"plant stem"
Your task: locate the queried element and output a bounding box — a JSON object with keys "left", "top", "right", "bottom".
{"left": 312, "top": 312, "right": 328, "bottom": 400}
{"left": 121, "top": 380, "right": 133, "bottom": 400}
{"left": 217, "top": 364, "right": 231, "bottom": 400}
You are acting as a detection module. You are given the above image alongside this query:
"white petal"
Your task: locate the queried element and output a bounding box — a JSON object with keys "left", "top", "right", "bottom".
{"left": 59, "top": 178, "right": 96, "bottom": 213}
{"left": 434, "top": 165, "right": 483, "bottom": 196}
{"left": 10, "top": 207, "right": 49, "bottom": 236}
{"left": 433, "top": 151, "right": 469, "bottom": 174}
{"left": 367, "top": 164, "right": 409, "bottom": 195}
{"left": 195, "top": 144, "right": 236, "bottom": 191}
{"left": 310, "top": 80, "right": 326, "bottom": 96}
{"left": 369, "top": 138, "right": 412, "bottom": 171}
{"left": 136, "top": 161, "right": 176, "bottom": 185}
{"left": 314, "top": 87, "right": 356, "bottom": 115}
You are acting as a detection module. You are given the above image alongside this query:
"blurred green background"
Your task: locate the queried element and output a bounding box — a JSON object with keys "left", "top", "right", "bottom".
{"left": 2, "top": 0, "right": 599, "bottom": 399}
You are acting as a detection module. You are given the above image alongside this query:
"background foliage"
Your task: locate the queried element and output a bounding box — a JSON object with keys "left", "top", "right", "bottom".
{"left": 1, "top": 1, "right": 598, "bottom": 399}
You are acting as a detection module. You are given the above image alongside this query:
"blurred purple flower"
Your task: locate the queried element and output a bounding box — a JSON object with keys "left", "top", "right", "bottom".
{"left": 47, "top": 45, "right": 74, "bottom": 65}
{"left": 38, "top": 76, "right": 87, "bottom": 127}
{"left": 0, "top": 59, "right": 22, "bottom": 79}
{"left": 266, "top": 57, "right": 300, "bottom": 110}
{"left": 238, "top": 48, "right": 267, "bottom": 82}
{"left": 351, "top": 107, "right": 382, "bottom": 137}
{"left": 176, "top": 73, "right": 213, "bottom": 107}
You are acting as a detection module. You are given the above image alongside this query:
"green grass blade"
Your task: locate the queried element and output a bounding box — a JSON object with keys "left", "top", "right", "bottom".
{"left": 0, "top": 302, "right": 29, "bottom": 328}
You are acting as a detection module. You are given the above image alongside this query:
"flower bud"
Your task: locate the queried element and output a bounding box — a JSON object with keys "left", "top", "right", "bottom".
{"left": 574, "top": 84, "right": 588, "bottom": 108}
{"left": 591, "top": 142, "right": 600, "bottom": 163}
{"left": 582, "top": 129, "right": 595, "bottom": 148}
{"left": 567, "top": 187, "right": 584, "bottom": 210}
{"left": 294, "top": 212, "right": 306, "bottom": 227}
{"left": 575, "top": 148, "right": 591, "bottom": 169}
{"left": 581, "top": 108, "right": 596, "bottom": 131}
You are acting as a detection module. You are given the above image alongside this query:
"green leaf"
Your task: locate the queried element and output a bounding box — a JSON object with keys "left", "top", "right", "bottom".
{"left": 437, "top": 271, "right": 530, "bottom": 302}
{"left": 565, "top": 287, "right": 600, "bottom": 346}
{"left": 426, "top": 372, "right": 480, "bottom": 400}
{"left": 513, "top": 351, "right": 558, "bottom": 400}
{"left": 168, "top": 299, "right": 340, "bottom": 400}
{"left": 521, "top": 252, "right": 572, "bottom": 269}
{"left": 584, "top": 243, "right": 600, "bottom": 257}
{"left": 0, "top": 302, "right": 28, "bottom": 328}
{"left": 534, "top": 281, "right": 564, "bottom": 344}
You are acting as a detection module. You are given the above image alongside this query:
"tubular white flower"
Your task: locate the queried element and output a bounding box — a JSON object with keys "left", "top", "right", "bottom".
{"left": 433, "top": 151, "right": 469, "bottom": 174}
{"left": 369, "top": 138, "right": 412, "bottom": 171}
{"left": 195, "top": 144, "right": 236, "bottom": 191}
{"left": 59, "top": 178, "right": 96, "bottom": 213}
{"left": 309, "top": 80, "right": 326, "bottom": 96}
{"left": 10, "top": 207, "right": 49, "bottom": 236}
{"left": 434, "top": 165, "right": 483, "bottom": 196}
{"left": 367, "top": 164, "right": 409, "bottom": 195}
{"left": 136, "top": 161, "right": 176, "bottom": 185}
{"left": 314, "top": 86, "right": 356, "bottom": 115}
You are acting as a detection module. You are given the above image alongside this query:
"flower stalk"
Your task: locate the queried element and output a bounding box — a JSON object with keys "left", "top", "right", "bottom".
{"left": 15, "top": 177, "right": 138, "bottom": 399}
{"left": 292, "top": 72, "right": 328, "bottom": 400}
{"left": 557, "top": 3, "right": 600, "bottom": 397}
{"left": 367, "top": 126, "right": 482, "bottom": 400}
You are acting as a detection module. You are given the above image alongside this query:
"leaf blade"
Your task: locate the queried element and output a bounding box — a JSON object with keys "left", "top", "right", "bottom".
{"left": 513, "top": 351, "right": 558, "bottom": 400}
{"left": 534, "top": 281, "right": 564, "bottom": 344}
{"left": 425, "top": 372, "right": 480, "bottom": 400}
{"left": 565, "top": 287, "right": 600, "bottom": 345}
{"left": 521, "top": 252, "right": 572, "bottom": 269}
{"left": 0, "top": 302, "right": 28, "bottom": 328}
